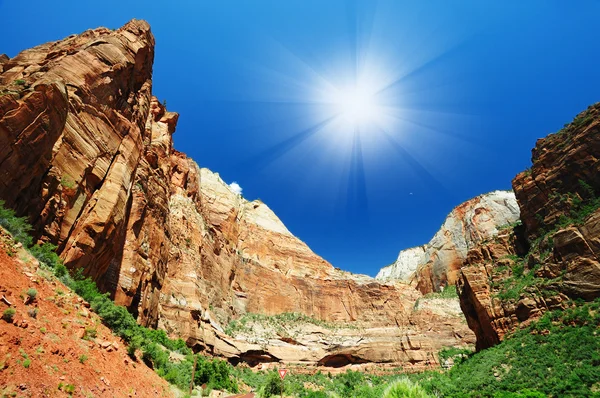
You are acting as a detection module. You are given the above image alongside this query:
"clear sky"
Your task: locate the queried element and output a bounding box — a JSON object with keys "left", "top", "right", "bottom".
{"left": 2, "top": 1, "right": 600, "bottom": 276}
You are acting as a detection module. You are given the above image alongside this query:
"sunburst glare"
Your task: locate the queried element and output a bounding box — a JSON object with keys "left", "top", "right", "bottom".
{"left": 225, "top": 1, "right": 478, "bottom": 223}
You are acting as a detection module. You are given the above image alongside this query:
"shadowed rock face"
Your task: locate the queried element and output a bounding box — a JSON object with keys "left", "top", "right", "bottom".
{"left": 377, "top": 191, "right": 521, "bottom": 293}
{"left": 458, "top": 104, "right": 600, "bottom": 350}
{"left": 0, "top": 20, "right": 474, "bottom": 369}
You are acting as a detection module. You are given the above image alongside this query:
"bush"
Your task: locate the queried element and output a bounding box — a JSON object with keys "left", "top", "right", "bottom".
{"left": 195, "top": 356, "right": 238, "bottom": 392}
{"left": 0, "top": 200, "right": 32, "bottom": 247}
{"left": 29, "top": 243, "right": 62, "bottom": 269}
{"left": 26, "top": 288, "right": 38, "bottom": 301}
{"left": 2, "top": 308, "right": 16, "bottom": 322}
{"left": 383, "top": 378, "right": 432, "bottom": 398}
{"left": 54, "top": 263, "right": 68, "bottom": 278}
{"left": 259, "top": 371, "right": 284, "bottom": 397}
{"left": 82, "top": 327, "right": 97, "bottom": 341}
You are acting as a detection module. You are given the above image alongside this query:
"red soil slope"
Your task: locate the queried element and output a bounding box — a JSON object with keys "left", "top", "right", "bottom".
{"left": 0, "top": 230, "right": 174, "bottom": 397}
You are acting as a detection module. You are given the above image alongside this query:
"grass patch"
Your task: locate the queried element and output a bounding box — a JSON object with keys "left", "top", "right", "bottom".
{"left": 423, "top": 285, "right": 458, "bottom": 299}
{"left": 60, "top": 175, "right": 76, "bottom": 189}
{"left": 2, "top": 308, "right": 16, "bottom": 322}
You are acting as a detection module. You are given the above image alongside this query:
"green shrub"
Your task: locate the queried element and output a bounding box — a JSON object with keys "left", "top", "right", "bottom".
{"left": 60, "top": 176, "right": 76, "bottom": 189}
{"left": 14, "top": 79, "right": 25, "bottom": 86}
{"left": 194, "top": 356, "right": 238, "bottom": 392}
{"left": 259, "top": 371, "right": 284, "bottom": 397}
{"left": 54, "top": 263, "right": 68, "bottom": 278}
{"left": 383, "top": 378, "right": 432, "bottom": 398}
{"left": 82, "top": 327, "right": 97, "bottom": 341}
{"left": 78, "top": 354, "right": 88, "bottom": 364}
{"left": 423, "top": 285, "right": 458, "bottom": 299}
{"left": 30, "top": 243, "right": 62, "bottom": 269}
{"left": 22, "top": 358, "right": 31, "bottom": 368}
{"left": 0, "top": 200, "right": 32, "bottom": 247}
{"left": 26, "top": 288, "right": 38, "bottom": 301}
{"left": 2, "top": 308, "right": 16, "bottom": 322}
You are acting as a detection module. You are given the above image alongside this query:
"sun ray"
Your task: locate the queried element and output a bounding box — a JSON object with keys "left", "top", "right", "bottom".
{"left": 380, "top": 131, "right": 455, "bottom": 200}
{"left": 237, "top": 117, "right": 337, "bottom": 172}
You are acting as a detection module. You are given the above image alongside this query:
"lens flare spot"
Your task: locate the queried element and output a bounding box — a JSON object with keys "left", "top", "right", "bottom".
{"left": 328, "top": 84, "right": 385, "bottom": 130}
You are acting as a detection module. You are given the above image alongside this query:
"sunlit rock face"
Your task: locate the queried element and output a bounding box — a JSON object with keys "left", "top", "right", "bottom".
{"left": 376, "top": 191, "right": 521, "bottom": 293}
{"left": 0, "top": 20, "right": 474, "bottom": 369}
{"left": 376, "top": 245, "right": 426, "bottom": 281}
{"left": 458, "top": 105, "right": 600, "bottom": 350}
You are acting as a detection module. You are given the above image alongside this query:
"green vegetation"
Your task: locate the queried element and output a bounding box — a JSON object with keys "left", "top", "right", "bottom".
{"left": 225, "top": 312, "right": 349, "bottom": 337}
{"left": 82, "top": 327, "right": 97, "bottom": 341}
{"left": 60, "top": 176, "right": 76, "bottom": 189}
{"left": 553, "top": 180, "right": 600, "bottom": 229}
{"left": 438, "top": 347, "right": 472, "bottom": 365}
{"left": 1, "top": 192, "right": 599, "bottom": 397}
{"left": 2, "top": 308, "right": 15, "bottom": 322}
{"left": 494, "top": 180, "right": 600, "bottom": 302}
{"left": 413, "top": 299, "right": 600, "bottom": 397}
{"left": 29, "top": 242, "right": 62, "bottom": 269}
{"left": 498, "top": 219, "right": 523, "bottom": 231}
{"left": 78, "top": 354, "right": 88, "bottom": 364}
{"left": 58, "top": 382, "right": 75, "bottom": 394}
{"left": 26, "top": 288, "right": 37, "bottom": 301}
{"left": 233, "top": 300, "right": 600, "bottom": 397}
{"left": 423, "top": 285, "right": 458, "bottom": 299}
{"left": 0, "top": 200, "right": 239, "bottom": 394}
{"left": 257, "top": 371, "right": 284, "bottom": 397}
{"left": 14, "top": 79, "right": 25, "bottom": 86}
{"left": 382, "top": 378, "right": 432, "bottom": 398}
{"left": 0, "top": 200, "right": 34, "bottom": 247}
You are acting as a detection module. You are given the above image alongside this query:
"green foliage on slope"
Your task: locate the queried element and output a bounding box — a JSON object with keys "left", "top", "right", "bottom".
{"left": 414, "top": 300, "right": 600, "bottom": 397}
{"left": 0, "top": 201, "right": 239, "bottom": 394}
{"left": 2, "top": 202, "right": 599, "bottom": 397}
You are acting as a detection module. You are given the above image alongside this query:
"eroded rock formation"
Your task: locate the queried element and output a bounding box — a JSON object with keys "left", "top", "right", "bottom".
{"left": 0, "top": 20, "right": 474, "bottom": 369}
{"left": 458, "top": 105, "right": 600, "bottom": 350}
{"left": 377, "top": 191, "right": 521, "bottom": 293}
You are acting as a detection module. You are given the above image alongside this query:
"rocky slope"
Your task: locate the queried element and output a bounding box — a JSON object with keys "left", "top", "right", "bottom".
{"left": 0, "top": 229, "right": 174, "bottom": 397}
{"left": 457, "top": 104, "right": 600, "bottom": 350}
{"left": 376, "top": 191, "right": 521, "bottom": 293}
{"left": 0, "top": 20, "right": 473, "bottom": 370}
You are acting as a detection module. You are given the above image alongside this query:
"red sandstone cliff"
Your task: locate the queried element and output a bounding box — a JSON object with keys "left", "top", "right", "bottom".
{"left": 457, "top": 104, "right": 600, "bottom": 350}
{"left": 0, "top": 20, "right": 473, "bottom": 369}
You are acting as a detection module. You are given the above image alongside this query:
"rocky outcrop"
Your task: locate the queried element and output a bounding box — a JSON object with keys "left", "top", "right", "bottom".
{"left": 377, "top": 191, "right": 520, "bottom": 293}
{"left": 377, "top": 246, "right": 426, "bottom": 282}
{"left": 0, "top": 21, "right": 474, "bottom": 369}
{"left": 512, "top": 104, "right": 600, "bottom": 238}
{"left": 458, "top": 104, "right": 600, "bottom": 350}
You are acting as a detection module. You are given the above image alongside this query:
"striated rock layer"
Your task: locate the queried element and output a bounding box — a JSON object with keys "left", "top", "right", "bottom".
{"left": 458, "top": 104, "right": 600, "bottom": 350}
{"left": 0, "top": 20, "right": 474, "bottom": 369}
{"left": 376, "top": 191, "right": 520, "bottom": 293}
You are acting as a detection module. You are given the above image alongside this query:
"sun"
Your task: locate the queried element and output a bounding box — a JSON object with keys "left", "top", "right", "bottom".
{"left": 328, "top": 83, "right": 384, "bottom": 130}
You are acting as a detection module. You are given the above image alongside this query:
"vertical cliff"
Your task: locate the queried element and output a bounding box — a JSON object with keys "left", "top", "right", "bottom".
{"left": 457, "top": 104, "right": 600, "bottom": 350}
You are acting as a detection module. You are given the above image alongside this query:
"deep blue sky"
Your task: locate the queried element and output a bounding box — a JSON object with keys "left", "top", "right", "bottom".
{"left": 2, "top": 1, "right": 600, "bottom": 276}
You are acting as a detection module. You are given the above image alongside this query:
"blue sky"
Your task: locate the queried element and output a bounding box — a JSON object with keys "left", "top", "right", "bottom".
{"left": 2, "top": 1, "right": 600, "bottom": 276}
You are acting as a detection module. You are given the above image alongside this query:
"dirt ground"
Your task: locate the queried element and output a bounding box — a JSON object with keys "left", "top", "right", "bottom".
{"left": 0, "top": 231, "right": 175, "bottom": 397}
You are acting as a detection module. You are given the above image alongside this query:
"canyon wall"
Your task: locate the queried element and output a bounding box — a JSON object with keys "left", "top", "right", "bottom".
{"left": 457, "top": 104, "right": 600, "bottom": 350}
{"left": 376, "top": 191, "right": 521, "bottom": 293}
{"left": 0, "top": 20, "right": 474, "bottom": 369}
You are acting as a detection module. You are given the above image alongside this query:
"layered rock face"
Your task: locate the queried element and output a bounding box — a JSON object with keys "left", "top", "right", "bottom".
{"left": 458, "top": 105, "right": 600, "bottom": 350}
{"left": 512, "top": 104, "right": 600, "bottom": 238}
{"left": 0, "top": 21, "right": 474, "bottom": 369}
{"left": 377, "top": 191, "right": 521, "bottom": 293}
